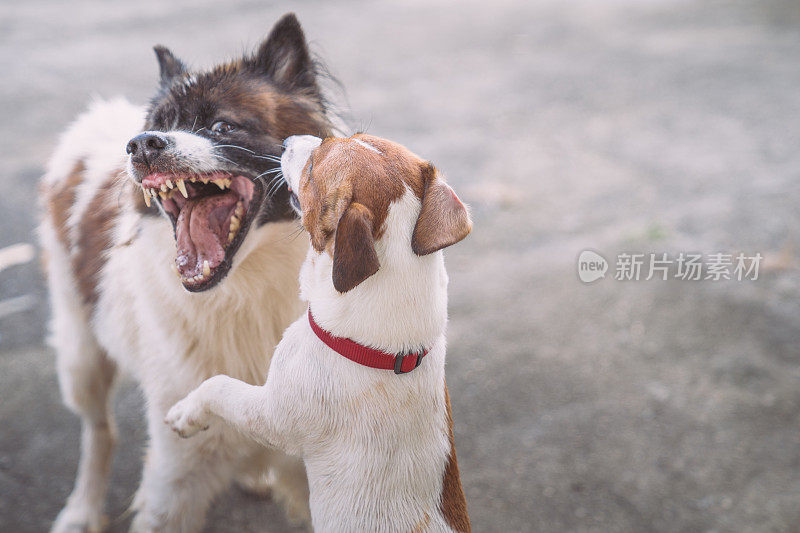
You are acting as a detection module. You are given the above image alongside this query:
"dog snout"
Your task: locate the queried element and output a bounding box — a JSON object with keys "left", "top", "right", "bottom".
{"left": 281, "top": 135, "right": 322, "bottom": 191}
{"left": 283, "top": 135, "right": 321, "bottom": 155}
{"left": 127, "top": 132, "right": 170, "bottom": 171}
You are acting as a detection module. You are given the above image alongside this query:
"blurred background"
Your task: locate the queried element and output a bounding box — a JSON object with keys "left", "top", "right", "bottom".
{"left": 2, "top": 0, "right": 800, "bottom": 531}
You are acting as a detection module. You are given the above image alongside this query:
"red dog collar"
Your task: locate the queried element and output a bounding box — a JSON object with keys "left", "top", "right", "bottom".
{"left": 308, "top": 308, "right": 427, "bottom": 374}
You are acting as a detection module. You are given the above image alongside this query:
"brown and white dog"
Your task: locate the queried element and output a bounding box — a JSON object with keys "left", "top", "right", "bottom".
{"left": 39, "top": 14, "right": 334, "bottom": 532}
{"left": 166, "top": 134, "right": 472, "bottom": 532}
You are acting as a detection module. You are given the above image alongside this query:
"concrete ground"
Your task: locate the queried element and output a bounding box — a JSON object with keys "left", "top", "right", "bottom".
{"left": 2, "top": 0, "right": 800, "bottom": 531}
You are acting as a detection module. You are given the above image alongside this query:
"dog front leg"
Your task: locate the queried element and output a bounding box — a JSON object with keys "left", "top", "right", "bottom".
{"left": 130, "top": 399, "right": 240, "bottom": 533}
{"left": 165, "top": 374, "right": 287, "bottom": 450}
{"left": 51, "top": 343, "right": 118, "bottom": 533}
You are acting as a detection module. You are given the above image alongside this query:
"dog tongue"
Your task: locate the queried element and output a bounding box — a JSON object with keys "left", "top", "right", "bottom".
{"left": 175, "top": 191, "right": 239, "bottom": 278}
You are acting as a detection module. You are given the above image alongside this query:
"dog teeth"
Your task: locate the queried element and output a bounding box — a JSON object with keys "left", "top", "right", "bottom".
{"left": 179, "top": 262, "right": 212, "bottom": 284}
{"left": 171, "top": 262, "right": 179, "bottom": 277}
{"left": 226, "top": 201, "right": 245, "bottom": 243}
{"left": 142, "top": 175, "right": 234, "bottom": 207}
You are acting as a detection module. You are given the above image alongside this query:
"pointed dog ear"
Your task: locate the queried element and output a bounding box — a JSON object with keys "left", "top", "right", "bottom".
{"left": 412, "top": 166, "right": 472, "bottom": 256}
{"left": 153, "top": 46, "right": 186, "bottom": 87}
{"left": 332, "top": 202, "right": 380, "bottom": 293}
{"left": 254, "top": 13, "right": 317, "bottom": 91}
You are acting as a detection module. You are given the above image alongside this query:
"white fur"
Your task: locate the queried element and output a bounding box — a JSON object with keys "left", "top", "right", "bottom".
{"left": 167, "top": 157, "right": 458, "bottom": 531}
{"left": 41, "top": 99, "right": 312, "bottom": 532}
{"left": 282, "top": 135, "right": 322, "bottom": 189}
{"left": 352, "top": 138, "right": 381, "bottom": 154}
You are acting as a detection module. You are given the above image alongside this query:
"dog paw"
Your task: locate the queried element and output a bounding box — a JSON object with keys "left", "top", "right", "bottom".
{"left": 51, "top": 504, "right": 107, "bottom": 533}
{"left": 165, "top": 396, "right": 210, "bottom": 438}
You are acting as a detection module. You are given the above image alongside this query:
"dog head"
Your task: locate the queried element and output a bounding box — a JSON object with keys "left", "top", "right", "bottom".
{"left": 281, "top": 134, "right": 472, "bottom": 293}
{"left": 126, "top": 13, "right": 331, "bottom": 291}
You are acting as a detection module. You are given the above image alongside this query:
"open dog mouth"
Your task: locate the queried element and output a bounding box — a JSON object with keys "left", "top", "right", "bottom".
{"left": 141, "top": 172, "right": 257, "bottom": 291}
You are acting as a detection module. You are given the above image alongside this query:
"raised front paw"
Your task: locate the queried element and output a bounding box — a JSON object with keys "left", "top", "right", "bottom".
{"left": 165, "top": 395, "right": 210, "bottom": 438}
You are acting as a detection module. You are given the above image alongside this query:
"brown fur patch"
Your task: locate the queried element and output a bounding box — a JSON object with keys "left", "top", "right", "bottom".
{"left": 72, "top": 179, "right": 121, "bottom": 305}
{"left": 41, "top": 161, "right": 121, "bottom": 304}
{"left": 439, "top": 384, "right": 471, "bottom": 532}
{"left": 273, "top": 94, "right": 331, "bottom": 140}
{"left": 297, "top": 134, "right": 420, "bottom": 252}
{"left": 43, "top": 161, "right": 122, "bottom": 306}
{"left": 43, "top": 161, "right": 85, "bottom": 252}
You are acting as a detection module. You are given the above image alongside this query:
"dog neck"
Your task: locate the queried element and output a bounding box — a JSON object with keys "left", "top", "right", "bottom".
{"left": 299, "top": 193, "right": 449, "bottom": 355}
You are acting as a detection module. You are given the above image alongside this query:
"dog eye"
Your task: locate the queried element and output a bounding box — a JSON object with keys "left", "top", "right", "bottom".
{"left": 210, "top": 121, "right": 236, "bottom": 134}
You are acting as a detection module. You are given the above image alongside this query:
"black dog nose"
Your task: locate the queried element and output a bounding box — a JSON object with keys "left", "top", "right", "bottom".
{"left": 126, "top": 132, "right": 169, "bottom": 164}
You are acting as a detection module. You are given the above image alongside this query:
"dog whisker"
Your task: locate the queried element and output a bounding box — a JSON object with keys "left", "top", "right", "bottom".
{"left": 254, "top": 169, "right": 284, "bottom": 193}
{"left": 271, "top": 224, "right": 306, "bottom": 245}
{"left": 214, "top": 144, "right": 282, "bottom": 162}
{"left": 269, "top": 174, "right": 283, "bottom": 190}
{"left": 268, "top": 183, "right": 284, "bottom": 198}
{"left": 213, "top": 144, "right": 257, "bottom": 154}
{"left": 215, "top": 155, "right": 239, "bottom": 167}
{"left": 255, "top": 169, "right": 280, "bottom": 185}
{"left": 254, "top": 167, "right": 284, "bottom": 179}
{"left": 266, "top": 174, "right": 286, "bottom": 198}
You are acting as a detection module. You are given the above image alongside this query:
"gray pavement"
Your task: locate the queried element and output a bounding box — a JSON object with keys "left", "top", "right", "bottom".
{"left": 2, "top": 0, "right": 800, "bottom": 531}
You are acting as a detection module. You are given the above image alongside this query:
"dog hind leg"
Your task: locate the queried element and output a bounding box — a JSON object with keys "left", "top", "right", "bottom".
{"left": 50, "top": 300, "right": 118, "bottom": 533}
{"left": 267, "top": 450, "right": 312, "bottom": 526}
{"left": 235, "top": 447, "right": 311, "bottom": 526}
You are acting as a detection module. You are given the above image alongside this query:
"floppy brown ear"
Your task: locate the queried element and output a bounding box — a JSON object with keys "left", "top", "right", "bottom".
{"left": 412, "top": 169, "right": 472, "bottom": 256}
{"left": 332, "top": 202, "right": 380, "bottom": 293}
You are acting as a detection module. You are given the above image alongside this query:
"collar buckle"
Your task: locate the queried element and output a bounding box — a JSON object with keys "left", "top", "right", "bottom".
{"left": 393, "top": 352, "right": 425, "bottom": 374}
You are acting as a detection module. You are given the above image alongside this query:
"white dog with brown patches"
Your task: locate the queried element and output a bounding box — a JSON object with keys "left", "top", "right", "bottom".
{"left": 39, "top": 14, "right": 335, "bottom": 532}
{"left": 166, "top": 134, "right": 473, "bottom": 532}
